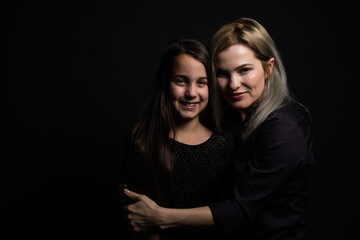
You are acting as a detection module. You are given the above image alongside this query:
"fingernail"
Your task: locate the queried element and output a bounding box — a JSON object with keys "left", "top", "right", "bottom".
{"left": 124, "top": 188, "right": 130, "bottom": 193}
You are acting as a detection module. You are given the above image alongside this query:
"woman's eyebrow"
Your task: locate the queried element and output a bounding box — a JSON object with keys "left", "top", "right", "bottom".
{"left": 234, "top": 63, "right": 253, "bottom": 71}
{"left": 216, "top": 63, "right": 253, "bottom": 73}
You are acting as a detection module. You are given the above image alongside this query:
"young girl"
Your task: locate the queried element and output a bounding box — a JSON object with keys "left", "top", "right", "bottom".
{"left": 121, "top": 39, "right": 233, "bottom": 240}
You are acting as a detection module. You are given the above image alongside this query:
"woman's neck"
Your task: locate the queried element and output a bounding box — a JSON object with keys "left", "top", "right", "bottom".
{"left": 239, "top": 104, "right": 256, "bottom": 121}
{"left": 239, "top": 111, "right": 246, "bottom": 121}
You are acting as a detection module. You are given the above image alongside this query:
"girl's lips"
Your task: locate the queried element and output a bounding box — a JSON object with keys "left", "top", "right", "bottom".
{"left": 180, "top": 101, "right": 199, "bottom": 109}
{"left": 180, "top": 100, "right": 199, "bottom": 105}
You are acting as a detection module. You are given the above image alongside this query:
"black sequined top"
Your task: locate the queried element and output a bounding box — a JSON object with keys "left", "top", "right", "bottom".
{"left": 169, "top": 133, "right": 233, "bottom": 208}
{"left": 122, "top": 133, "right": 234, "bottom": 240}
{"left": 164, "top": 133, "right": 234, "bottom": 240}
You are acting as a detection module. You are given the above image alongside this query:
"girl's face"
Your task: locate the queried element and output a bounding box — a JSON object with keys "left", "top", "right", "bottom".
{"left": 170, "top": 54, "right": 209, "bottom": 122}
{"left": 215, "top": 44, "right": 274, "bottom": 114}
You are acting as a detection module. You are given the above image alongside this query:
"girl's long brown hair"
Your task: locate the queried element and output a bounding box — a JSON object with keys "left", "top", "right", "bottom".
{"left": 127, "top": 39, "right": 220, "bottom": 207}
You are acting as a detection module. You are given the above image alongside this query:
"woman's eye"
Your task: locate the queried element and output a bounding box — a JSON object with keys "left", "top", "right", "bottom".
{"left": 239, "top": 68, "right": 251, "bottom": 74}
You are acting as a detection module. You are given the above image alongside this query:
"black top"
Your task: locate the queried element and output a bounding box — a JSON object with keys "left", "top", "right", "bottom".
{"left": 123, "top": 133, "right": 234, "bottom": 240}
{"left": 209, "top": 103, "right": 314, "bottom": 240}
{"left": 165, "top": 133, "right": 234, "bottom": 239}
{"left": 169, "top": 133, "right": 233, "bottom": 208}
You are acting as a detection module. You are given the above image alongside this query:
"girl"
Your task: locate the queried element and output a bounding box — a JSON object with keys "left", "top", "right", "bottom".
{"left": 121, "top": 39, "right": 233, "bottom": 240}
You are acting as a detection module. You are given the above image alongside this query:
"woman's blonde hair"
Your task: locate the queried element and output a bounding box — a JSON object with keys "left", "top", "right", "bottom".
{"left": 211, "top": 17, "right": 294, "bottom": 140}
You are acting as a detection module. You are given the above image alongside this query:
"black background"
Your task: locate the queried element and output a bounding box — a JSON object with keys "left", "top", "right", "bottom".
{"left": 3, "top": 0, "right": 359, "bottom": 239}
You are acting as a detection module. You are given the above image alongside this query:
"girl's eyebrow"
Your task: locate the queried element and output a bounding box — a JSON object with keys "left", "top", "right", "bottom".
{"left": 172, "top": 75, "right": 207, "bottom": 80}
{"left": 172, "top": 74, "right": 187, "bottom": 78}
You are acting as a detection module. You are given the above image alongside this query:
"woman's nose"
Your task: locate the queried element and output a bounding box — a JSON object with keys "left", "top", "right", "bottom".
{"left": 229, "top": 75, "right": 241, "bottom": 90}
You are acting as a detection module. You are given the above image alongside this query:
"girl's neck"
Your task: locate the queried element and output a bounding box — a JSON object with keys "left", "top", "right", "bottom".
{"left": 170, "top": 118, "right": 212, "bottom": 145}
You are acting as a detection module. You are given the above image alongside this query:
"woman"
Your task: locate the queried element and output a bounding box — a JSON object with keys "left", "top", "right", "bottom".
{"left": 121, "top": 39, "right": 234, "bottom": 240}
{"left": 123, "top": 18, "right": 314, "bottom": 240}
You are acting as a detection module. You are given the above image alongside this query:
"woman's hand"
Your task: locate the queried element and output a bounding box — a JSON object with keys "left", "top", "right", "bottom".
{"left": 122, "top": 189, "right": 162, "bottom": 232}
{"left": 122, "top": 188, "right": 215, "bottom": 232}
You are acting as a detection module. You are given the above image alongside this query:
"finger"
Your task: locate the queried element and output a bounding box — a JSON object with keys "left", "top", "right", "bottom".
{"left": 127, "top": 213, "right": 134, "bottom": 220}
{"left": 129, "top": 220, "right": 138, "bottom": 232}
{"left": 123, "top": 188, "right": 143, "bottom": 201}
{"left": 119, "top": 183, "right": 129, "bottom": 202}
{"left": 130, "top": 220, "right": 149, "bottom": 233}
{"left": 122, "top": 204, "right": 131, "bottom": 214}
{"left": 119, "top": 184, "right": 128, "bottom": 198}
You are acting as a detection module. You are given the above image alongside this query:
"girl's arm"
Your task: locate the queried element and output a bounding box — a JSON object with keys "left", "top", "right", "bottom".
{"left": 122, "top": 188, "right": 214, "bottom": 232}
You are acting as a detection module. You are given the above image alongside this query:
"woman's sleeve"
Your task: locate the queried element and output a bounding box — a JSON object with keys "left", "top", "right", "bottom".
{"left": 209, "top": 117, "right": 308, "bottom": 236}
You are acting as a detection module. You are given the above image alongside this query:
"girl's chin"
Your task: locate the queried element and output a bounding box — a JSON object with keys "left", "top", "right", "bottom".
{"left": 175, "top": 112, "right": 200, "bottom": 121}
{"left": 179, "top": 115, "right": 198, "bottom": 120}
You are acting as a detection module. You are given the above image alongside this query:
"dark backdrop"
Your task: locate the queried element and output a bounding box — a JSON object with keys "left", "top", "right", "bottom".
{"left": 3, "top": 0, "right": 359, "bottom": 239}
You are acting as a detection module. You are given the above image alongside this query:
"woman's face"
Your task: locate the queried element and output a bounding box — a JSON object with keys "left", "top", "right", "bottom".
{"left": 170, "top": 54, "right": 209, "bottom": 122}
{"left": 215, "top": 44, "right": 273, "bottom": 113}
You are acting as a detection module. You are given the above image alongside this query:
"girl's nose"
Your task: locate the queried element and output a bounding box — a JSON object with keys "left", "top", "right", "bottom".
{"left": 185, "top": 84, "right": 196, "bottom": 99}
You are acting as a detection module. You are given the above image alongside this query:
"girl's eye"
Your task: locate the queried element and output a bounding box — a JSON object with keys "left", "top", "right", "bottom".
{"left": 198, "top": 79, "right": 208, "bottom": 85}
{"left": 173, "top": 79, "right": 185, "bottom": 84}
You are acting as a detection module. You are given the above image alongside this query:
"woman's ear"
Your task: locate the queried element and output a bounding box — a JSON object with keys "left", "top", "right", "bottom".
{"left": 265, "top": 58, "right": 275, "bottom": 79}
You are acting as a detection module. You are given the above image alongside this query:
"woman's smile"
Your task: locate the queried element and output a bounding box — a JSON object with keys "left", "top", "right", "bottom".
{"left": 231, "top": 91, "right": 247, "bottom": 100}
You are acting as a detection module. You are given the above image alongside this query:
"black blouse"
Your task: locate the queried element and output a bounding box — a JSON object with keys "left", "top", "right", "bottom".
{"left": 169, "top": 133, "right": 233, "bottom": 208}
{"left": 166, "top": 133, "right": 234, "bottom": 239}
{"left": 209, "top": 103, "right": 314, "bottom": 240}
{"left": 122, "top": 133, "right": 234, "bottom": 240}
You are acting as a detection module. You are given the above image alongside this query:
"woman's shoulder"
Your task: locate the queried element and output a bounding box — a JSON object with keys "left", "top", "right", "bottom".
{"left": 255, "top": 102, "right": 312, "bottom": 141}
{"left": 267, "top": 102, "right": 312, "bottom": 126}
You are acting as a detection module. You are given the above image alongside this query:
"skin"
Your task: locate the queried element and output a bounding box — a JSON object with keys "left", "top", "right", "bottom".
{"left": 170, "top": 54, "right": 208, "bottom": 121}
{"left": 169, "top": 54, "right": 211, "bottom": 144}
{"left": 123, "top": 188, "right": 213, "bottom": 232}
{"left": 216, "top": 44, "right": 274, "bottom": 120}
{"left": 123, "top": 44, "right": 274, "bottom": 232}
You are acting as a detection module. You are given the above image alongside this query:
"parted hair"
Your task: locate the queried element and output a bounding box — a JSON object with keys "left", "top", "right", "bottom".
{"left": 211, "top": 17, "right": 294, "bottom": 140}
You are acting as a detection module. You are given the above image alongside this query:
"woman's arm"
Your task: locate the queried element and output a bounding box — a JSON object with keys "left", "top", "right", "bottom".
{"left": 123, "top": 188, "right": 214, "bottom": 232}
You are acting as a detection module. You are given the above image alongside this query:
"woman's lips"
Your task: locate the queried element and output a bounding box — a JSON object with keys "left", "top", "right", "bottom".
{"left": 231, "top": 92, "right": 246, "bottom": 100}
